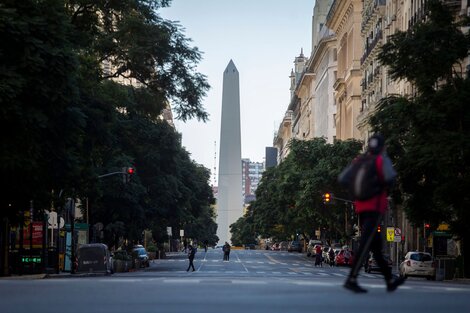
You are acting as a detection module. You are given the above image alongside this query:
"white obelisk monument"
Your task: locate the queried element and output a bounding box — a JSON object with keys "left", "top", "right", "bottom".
{"left": 216, "top": 60, "right": 243, "bottom": 245}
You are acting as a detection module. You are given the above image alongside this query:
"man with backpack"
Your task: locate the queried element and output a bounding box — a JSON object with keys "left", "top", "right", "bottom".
{"left": 338, "top": 133, "right": 405, "bottom": 293}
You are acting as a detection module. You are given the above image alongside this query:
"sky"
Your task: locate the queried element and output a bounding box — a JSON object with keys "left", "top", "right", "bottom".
{"left": 159, "top": 0, "right": 315, "bottom": 183}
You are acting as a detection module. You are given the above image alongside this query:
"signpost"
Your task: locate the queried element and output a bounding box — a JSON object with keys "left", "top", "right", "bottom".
{"left": 394, "top": 228, "right": 402, "bottom": 270}
{"left": 386, "top": 227, "right": 395, "bottom": 242}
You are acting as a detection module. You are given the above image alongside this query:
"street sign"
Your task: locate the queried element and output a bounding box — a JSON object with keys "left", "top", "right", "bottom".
{"left": 180, "top": 229, "right": 184, "bottom": 237}
{"left": 386, "top": 227, "right": 395, "bottom": 242}
{"left": 394, "top": 227, "right": 402, "bottom": 242}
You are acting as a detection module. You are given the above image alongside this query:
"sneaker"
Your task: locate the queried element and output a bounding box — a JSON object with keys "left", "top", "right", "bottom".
{"left": 344, "top": 280, "right": 368, "bottom": 293}
{"left": 387, "top": 276, "right": 406, "bottom": 292}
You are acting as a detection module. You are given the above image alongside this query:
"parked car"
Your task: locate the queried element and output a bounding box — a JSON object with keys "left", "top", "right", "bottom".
{"left": 132, "top": 245, "right": 150, "bottom": 268}
{"left": 279, "top": 241, "right": 289, "bottom": 251}
{"left": 335, "top": 249, "right": 354, "bottom": 266}
{"left": 364, "top": 253, "right": 393, "bottom": 273}
{"left": 244, "top": 243, "right": 256, "bottom": 250}
{"left": 76, "top": 243, "right": 113, "bottom": 274}
{"left": 306, "top": 240, "right": 323, "bottom": 257}
{"left": 270, "top": 243, "right": 280, "bottom": 251}
{"left": 287, "top": 241, "right": 302, "bottom": 253}
{"left": 399, "top": 251, "right": 436, "bottom": 280}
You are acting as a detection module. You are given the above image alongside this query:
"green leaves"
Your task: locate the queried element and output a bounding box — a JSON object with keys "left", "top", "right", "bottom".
{"left": 1, "top": 1, "right": 215, "bottom": 246}
{"left": 231, "top": 138, "right": 362, "bottom": 242}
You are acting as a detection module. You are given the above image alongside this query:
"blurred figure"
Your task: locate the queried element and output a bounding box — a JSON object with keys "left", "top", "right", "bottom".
{"left": 339, "top": 134, "right": 405, "bottom": 293}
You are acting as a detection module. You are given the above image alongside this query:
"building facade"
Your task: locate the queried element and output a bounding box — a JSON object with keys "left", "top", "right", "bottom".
{"left": 326, "top": 0, "right": 364, "bottom": 141}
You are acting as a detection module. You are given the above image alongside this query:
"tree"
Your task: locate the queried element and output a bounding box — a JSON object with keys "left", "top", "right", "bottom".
{"left": 371, "top": 0, "right": 470, "bottom": 276}
{"left": 236, "top": 138, "right": 362, "bottom": 244}
{"left": 0, "top": 0, "right": 216, "bottom": 272}
{"left": 0, "top": 0, "right": 84, "bottom": 217}
{"left": 65, "top": 0, "right": 210, "bottom": 122}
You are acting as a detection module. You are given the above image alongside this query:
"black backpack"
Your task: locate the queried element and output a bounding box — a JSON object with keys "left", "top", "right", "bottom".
{"left": 344, "top": 154, "right": 384, "bottom": 201}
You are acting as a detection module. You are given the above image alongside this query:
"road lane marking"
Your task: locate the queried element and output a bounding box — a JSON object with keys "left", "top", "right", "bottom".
{"left": 236, "top": 252, "right": 249, "bottom": 272}
{"left": 163, "top": 279, "right": 200, "bottom": 284}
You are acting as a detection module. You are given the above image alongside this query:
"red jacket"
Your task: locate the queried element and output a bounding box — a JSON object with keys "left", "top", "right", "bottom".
{"left": 354, "top": 155, "right": 388, "bottom": 214}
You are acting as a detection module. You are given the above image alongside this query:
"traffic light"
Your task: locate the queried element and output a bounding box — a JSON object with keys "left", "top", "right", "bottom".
{"left": 424, "top": 223, "right": 431, "bottom": 237}
{"left": 127, "top": 167, "right": 135, "bottom": 175}
{"left": 323, "top": 193, "right": 331, "bottom": 203}
{"left": 122, "top": 167, "right": 135, "bottom": 183}
{"left": 377, "top": 225, "right": 381, "bottom": 233}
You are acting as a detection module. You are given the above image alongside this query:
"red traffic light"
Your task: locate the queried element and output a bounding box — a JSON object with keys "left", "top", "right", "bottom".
{"left": 127, "top": 167, "right": 135, "bottom": 175}
{"left": 377, "top": 225, "right": 381, "bottom": 232}
{"left": 424, "top": 223, "right": 430, "bottom": 229}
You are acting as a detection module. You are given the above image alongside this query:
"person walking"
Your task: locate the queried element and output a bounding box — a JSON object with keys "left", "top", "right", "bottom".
{"left": 314, "top": 245, "right": 323, "bottom": 267}
{"left": 338, "top": 133, "right": 405, "bottom": 293}
{"left": 328, "top": 247, "right": 336, "bottom": 267}
{"left": 186, "top": 244, "right": 196, "bottom": 272}
{"left": 223, "top": 242, "right": 231, "bottom": 261}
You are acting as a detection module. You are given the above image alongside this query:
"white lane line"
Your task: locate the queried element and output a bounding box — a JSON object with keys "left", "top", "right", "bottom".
{"left": 163, "top": 279, "right": 200, "bottom": 284}
{"left": 236, "top": 252, "right": 249, "bottom": 273}
{"left": 231, "top": 280, "right": 267, "bottom": 285}
{"left": 316, "top": 272, "right": 329, "bottom": 276}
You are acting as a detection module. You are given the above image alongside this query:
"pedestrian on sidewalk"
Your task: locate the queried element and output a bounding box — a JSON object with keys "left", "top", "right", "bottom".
{"left": 186, "top": 244, "right": 196, "bottom": 272}
{"left": 338, "top": 133, "right": 405, "bottom": 293}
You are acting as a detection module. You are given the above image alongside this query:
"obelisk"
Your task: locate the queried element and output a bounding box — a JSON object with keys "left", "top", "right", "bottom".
{"left": 216, "top": 60, "right": 243, "bottom": 245}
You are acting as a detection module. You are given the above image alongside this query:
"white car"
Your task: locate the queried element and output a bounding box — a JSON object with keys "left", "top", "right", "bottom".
{"left": 399, "top": 251, "right": 436, "bottom": 280}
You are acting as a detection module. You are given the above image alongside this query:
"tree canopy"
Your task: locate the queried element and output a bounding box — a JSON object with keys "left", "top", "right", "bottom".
{"left": 231, "top": 138, "right": 362, "bottom": 244}
{"left": 0, "top": 0, "right": 216, "bottom": 249}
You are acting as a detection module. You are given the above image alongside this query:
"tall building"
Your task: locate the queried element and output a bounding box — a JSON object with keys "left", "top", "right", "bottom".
{"left": 216, "top": 60, "right": 243, "bottom": 245}
{"left": 242, "top": 159, "right": 264, "bottom": 205}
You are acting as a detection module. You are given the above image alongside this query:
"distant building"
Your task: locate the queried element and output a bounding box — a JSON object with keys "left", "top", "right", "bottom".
{"left": 242, "top": 159, "right": 264, "bottom": 205}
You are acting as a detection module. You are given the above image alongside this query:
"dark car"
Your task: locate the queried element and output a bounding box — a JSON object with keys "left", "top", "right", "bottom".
{"left": 287, "top": 241, "right": 302, "bottom": 253}
{"left": 132, "top": 245, "right": 150, "bottom": 268}
{"left": 364, "top": 253, "right": 393, "bottom": 273}
{"left": 77, "top": 243, "right": 113, "bottom": 274}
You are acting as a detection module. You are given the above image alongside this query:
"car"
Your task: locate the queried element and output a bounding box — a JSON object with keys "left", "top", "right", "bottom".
{"left": 335, "top": 249, "right": 354, "bottom": 266}
{"left": 364, "top": 253, "right": 393, "bottom": 273}
{"left": 244, "top": 243, "right": 256, "bottom": 250}
{"left": 399, "top": 251, "right": 436, "bottom": 280}
{"left": 76, "top": 243, "right": 114, "bottom": 274}
{"left": 306, "top": 240, "right": 323, "bottom": 257}
{"left": 287, "top": 241, "right": 302, "bottom": 253}
{"left": 132, "top": 245, "right": 150, "bottom": 268}
{"left": 278, "top": 241, "right": 289, "bottom": 251}
{"left": 270, "top": 243, "right": 280, "bottom": 251}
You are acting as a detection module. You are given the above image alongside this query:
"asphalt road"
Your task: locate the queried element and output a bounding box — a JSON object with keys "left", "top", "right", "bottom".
{"left": 1, "top": 248, "right": 469, "bottom": 313}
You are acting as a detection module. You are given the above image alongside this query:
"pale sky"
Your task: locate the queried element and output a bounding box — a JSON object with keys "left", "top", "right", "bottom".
{"left": 160, "top": 1, "right": 315, "bottom": 183}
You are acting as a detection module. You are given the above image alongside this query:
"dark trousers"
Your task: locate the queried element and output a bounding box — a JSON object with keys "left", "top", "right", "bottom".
{"left": 348, "top": 211, "right": 392, "bottom": 282}
{"left": 187, "top": 258, "right": 195, "bottom": 271}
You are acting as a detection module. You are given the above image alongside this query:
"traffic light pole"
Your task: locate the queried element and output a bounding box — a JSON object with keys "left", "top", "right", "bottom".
{"left": 98, "top": 171, "right": 127, "bottom": 178}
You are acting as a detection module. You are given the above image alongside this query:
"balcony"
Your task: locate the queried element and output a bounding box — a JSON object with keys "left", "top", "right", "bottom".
{"left": 360, "top": 29, "right": 383, "bottom": 65}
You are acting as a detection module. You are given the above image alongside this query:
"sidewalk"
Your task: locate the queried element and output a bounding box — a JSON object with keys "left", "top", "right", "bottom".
{"left": 0, "top": 272, "right": 110, "bottom": 280}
